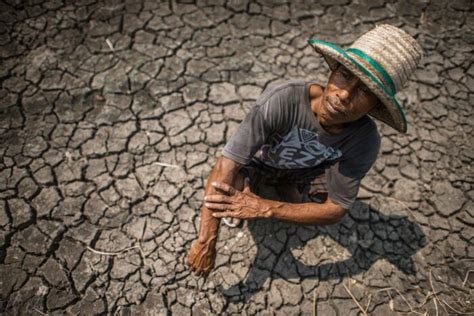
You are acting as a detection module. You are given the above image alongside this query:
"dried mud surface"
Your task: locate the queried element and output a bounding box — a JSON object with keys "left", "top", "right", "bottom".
{"left": 0, "top": 0, "right": 472, "bottom": 314}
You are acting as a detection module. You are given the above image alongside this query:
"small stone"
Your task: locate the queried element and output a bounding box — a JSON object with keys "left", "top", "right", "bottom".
{"left": 94, "top": 94, "right": 106, "bottom": 102}
{"left": 415, "top": 69, "right": 440, "bottom": 86}
{"left": 209, "top": 83, "right": 239, "bottom": 104}
{"left": 431, "top": 180, "right": 465, "bottom": 216}
{"left": 238, "top": 85, "right": 262, "bottom": 100}
{"left": 393, "top": 178, "right": 421, "bottom": 202}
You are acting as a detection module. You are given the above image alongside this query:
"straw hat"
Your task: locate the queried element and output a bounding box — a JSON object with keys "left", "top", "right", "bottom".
{"left": 308, "top": 24, "right": 423, "bottom": 133}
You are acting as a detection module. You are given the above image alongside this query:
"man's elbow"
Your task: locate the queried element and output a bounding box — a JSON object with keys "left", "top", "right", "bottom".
{"left": 324, "top": 204, "right": 347, "bottom": 225}
{"left": 214, "top": 156, "right": 242, "bottom": 175}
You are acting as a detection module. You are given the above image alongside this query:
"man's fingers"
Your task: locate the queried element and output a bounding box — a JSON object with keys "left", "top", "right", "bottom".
{"left": 212, "top": 211, "right": 238, "bottom": 218}
{"left": 204, "top": 194, "right": 231, "bottom": 203}
{"left": 205, "top": 202, "right": 231, "bottom": 211}
{"left": 211, "top": 211, "right": 230, "bottom": 218}
{"left": 211, "top": 181, "right": 237, "bottom": 195}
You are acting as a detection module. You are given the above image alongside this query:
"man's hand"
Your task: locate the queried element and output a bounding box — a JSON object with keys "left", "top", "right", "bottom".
{"left": 187, "top": 235, "right": 217, "bottom": 277}
{"left": 205, "top": 178, "right": 276, "bottom": 220}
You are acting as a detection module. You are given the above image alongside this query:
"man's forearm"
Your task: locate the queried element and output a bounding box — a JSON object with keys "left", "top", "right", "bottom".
{"left": 197, "top": 156, "right": 242, "bottom": 243}
{"left": 265, "top": 198, "right": 346, "bottom": 226}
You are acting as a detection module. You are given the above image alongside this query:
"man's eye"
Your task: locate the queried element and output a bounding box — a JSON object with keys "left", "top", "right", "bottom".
{"left": 360, "top": 84, "right": 370, "bottom": 94}
{"left": 340, "top": 69, "right": 351, "bottom": 79}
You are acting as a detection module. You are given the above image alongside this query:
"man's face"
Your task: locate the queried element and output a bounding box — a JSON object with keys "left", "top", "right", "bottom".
{"left": 317, "top": 64, "right": 380, "bottom": 128}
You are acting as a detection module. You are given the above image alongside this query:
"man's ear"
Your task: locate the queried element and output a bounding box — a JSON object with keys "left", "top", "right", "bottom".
{"left": 330, "top": 62, "right": 341, "bottom": 71}
{"left": 372, "top": 99, "right": 383, "bottom": 111}
{"left": 325, "top": 58, "right": 340, "bottom": 71}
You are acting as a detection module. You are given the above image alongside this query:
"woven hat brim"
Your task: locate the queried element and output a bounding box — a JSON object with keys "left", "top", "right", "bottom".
{"left": 308, "top": 39, "right": 407, "bottom": 133}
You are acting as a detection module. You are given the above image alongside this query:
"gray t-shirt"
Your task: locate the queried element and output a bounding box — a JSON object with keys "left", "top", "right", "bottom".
{"left": 222, "top": 79, "right": 381, "bottom": 209}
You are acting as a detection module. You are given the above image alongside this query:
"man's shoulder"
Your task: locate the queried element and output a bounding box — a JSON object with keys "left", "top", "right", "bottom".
{"left": 256, "top": 79, "right": 317, "bottom": 105}
{"left": 345, "top": 116, "right": 381, "bottom": 155}
{"left": 350, "top": 116, "right": 380, "bottom": 140}
{"left": 309, "top": 83, "right": 324, "bottom": 99}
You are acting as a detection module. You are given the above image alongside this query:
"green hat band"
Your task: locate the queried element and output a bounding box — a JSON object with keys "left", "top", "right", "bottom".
{"left": 347, "top": 48, "right": 396, "bottom": 96}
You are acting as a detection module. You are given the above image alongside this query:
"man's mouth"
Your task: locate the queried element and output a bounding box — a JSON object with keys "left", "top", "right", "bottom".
{"left": 325, "top": 97, "right": 346, "bottom": 116}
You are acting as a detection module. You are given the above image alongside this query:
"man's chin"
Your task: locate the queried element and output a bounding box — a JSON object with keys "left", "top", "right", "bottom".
{"left": 319, "top": 114, "right": 338, "bottom": 127}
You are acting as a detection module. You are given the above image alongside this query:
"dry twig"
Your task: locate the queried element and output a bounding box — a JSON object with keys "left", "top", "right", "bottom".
{"left": 313, "top": 289, "right": 317, "bottom": 316}
{"left": 365, "top": 294, "right": 372, "bottom": 314}
{"left": 153, "top": 161, "right": 181, "bottom": 169}
{"left": 462, "top": 270, "right": 473, "bottom": 287}
{"left": 86, "top": 245, "right": 140, "bottom": 256}
{"left": 343, "top": 283, "right": 367, "bottom": 316}
{"left": 33, "top": 308, "right": 47, "bottom": 315}
{"left": 105, "top": 38, "right": 114, "bottom": 51}
{"left": 432, "top": 294, "right": 439, "bottom": 316}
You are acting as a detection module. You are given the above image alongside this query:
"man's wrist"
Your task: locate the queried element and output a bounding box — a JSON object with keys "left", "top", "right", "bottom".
{"left": 198, "top": 230, "right": 218, "bottom": 244}
{"left": 262, "top": 199, "right": 285, "bottom": 219}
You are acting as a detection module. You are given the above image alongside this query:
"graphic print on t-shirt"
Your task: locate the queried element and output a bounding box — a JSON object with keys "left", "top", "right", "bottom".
{"left": 259, "top": 126, "right": 342, "bottom": 169}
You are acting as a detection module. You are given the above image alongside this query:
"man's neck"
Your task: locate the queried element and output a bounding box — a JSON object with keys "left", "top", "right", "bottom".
{"left": 309, "top": 85, "right": 346, "bottom": 134}
{"left": 321, "top": 121, "right": 347, "bottom": 134}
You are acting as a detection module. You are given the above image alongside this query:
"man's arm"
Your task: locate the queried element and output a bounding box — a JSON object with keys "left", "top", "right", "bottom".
{"left": 206, "top": 181, "right": 346, "bottom": 226}
{"left": 266, "top": 198, "right": 346, "bottom": 225}
{"left": 187, "top": 156, "right": 243, "bottom": 276}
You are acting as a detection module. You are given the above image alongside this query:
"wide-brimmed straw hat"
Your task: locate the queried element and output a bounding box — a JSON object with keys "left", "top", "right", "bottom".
{"left": 308, "top": 24, "right": 423, "bottom": 133}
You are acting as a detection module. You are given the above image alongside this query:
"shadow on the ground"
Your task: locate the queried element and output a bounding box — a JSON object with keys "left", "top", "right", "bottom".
{"left": 218, "top": 199, "right": 426, "bottom": 302}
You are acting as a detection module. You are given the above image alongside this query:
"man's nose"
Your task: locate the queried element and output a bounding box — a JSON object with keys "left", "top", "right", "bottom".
{"left": 336, "top": 88, "right": 350, "bottom": 102}
{"left": 336, "top": 79, "right": 358, "bottom": 104}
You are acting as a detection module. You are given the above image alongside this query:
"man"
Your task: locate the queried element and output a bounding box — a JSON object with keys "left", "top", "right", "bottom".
{"left": 188, "top": 24, "right": 423, "bottom": 276}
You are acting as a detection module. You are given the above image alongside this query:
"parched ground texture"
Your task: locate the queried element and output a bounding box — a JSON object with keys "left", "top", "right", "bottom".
{"left": 0, "top": 0, "right": 473, "bottom": 315}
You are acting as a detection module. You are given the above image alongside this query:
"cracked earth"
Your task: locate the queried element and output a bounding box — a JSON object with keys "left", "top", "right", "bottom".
{"left": 0, "top": 0, "right": 473, "bottom": 314}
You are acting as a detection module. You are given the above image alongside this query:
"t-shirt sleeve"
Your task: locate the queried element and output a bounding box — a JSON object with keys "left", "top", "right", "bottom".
{"left": 221, "top": 105, "right": 270, "bottom": 165}
{"left": 326, "top": 120, "right": 381, "bottom": 210}
{"left": 221, "top": 83, "right": 290, "bottom": 164}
